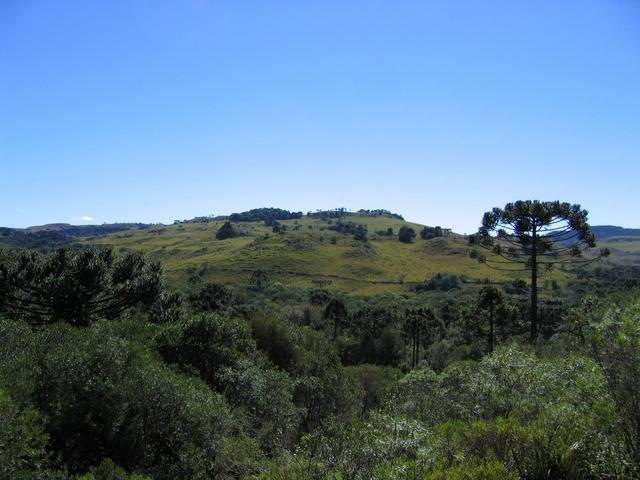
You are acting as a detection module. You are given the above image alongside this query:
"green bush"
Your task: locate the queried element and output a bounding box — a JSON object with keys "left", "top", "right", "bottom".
{"left": 424, "top": 461, "right": 516, "bottom": 480}
{"left": 78, "top": 459, "right": 150, "bottom": 480}
{"left": 156, "top": 313, "right": 255, "bottom": 388}
{"left": 344, "top": 364, "right": 401, "bottom": 415}
{"left": 249, "top": 313, "right": 302, "bottom": 374}
{"left": 0, "top": 389, "right": 56, "bottom": 479}
{"left": 0, "top": 320, "right": 235, "bottom": 478}
{"left": 586, "top": 290, "right": 640, "bottom": 477}
{"left": 157, "top": 313, "right": 301, "bottom": 448}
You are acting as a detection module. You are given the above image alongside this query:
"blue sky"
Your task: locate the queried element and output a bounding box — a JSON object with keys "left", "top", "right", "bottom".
{"left": 1, "top": 0, "right": 639, "bottom": 233}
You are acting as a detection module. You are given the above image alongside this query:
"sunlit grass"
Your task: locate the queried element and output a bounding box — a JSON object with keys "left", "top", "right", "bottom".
{"left": 82, "top": 214, "right": 621, "bottom": 294}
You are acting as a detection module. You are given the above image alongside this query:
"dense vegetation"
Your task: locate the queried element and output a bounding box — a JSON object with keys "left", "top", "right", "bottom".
{"left": 0, "top": 227, "right": 71, "bottom": 249}
{"left": 0, "top": 223, "right": 150, "bottom": 250}
{"left": 229, "top": 208, "right": 304, "bottom": 224}
{"left": 1, "top": 205, "right": 639, "bottom": 479}
{"left": 328, "top": 220, "right": 368, "bottom": 241}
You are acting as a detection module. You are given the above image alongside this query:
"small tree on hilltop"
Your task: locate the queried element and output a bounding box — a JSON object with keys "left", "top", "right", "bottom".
{"left": 469, "top": 200, "right": 608, "bottom": 342}
{"left": 398, "top": 226, "right": 416, "bottom": 244}
{"left": 420, "top": 226, "right": 444, "bottom": 240}
{"left": 420, "top": 227, "right": 434, "bottom": 240}
{"left": 216, "top": 221, "right": 236, "bottom": 240}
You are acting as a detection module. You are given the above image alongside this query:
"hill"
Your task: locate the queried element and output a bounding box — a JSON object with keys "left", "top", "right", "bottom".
{"left": 25, "top": 222, "right": 151, "bottom": 236}
{"left": 0, "top": 227, "right": 71, "bottom": 249}
{"left": 3, "top": 210, "right": 638, "bottom": 294}
{"left": 0, "top": 223, "right": 152, "bottom": 250}
{"left": 78, "top": 210, "right": 542, "bottom": 294}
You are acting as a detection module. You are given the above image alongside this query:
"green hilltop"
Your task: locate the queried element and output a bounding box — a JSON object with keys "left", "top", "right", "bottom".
{"left": 4, "top": 207, "right": 636, "bottom": 296}
{"left": 78, "top": 209, "right": 549, "bottom": 294}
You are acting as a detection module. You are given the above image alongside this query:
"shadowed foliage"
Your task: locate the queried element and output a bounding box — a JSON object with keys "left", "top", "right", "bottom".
{"left": 0, "top": 248, "right": 163, "bottom": 326}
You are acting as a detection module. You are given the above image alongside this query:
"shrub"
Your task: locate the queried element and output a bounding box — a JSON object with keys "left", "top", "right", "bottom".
{"left": 586, "top": 291, "right": 640, "bottom": 477}
{"left": 0, "top": 320, "right": 234, "bottom": 478}
{"left": 0, "top": 388, "right": 54, "bottom": 479}
{"left": 157, "top": 313, "right": 300, "bottom": 448}
{"left": 328, "top": 221, "right": 368, "bottom": 241}
{"left": 215, "top": 221, "right": 236, "bottom": 240}
{"left": 156, "top": 313, "right": 255, "bottom": 388}
{"left": 187, "top": 283, "right": 233, "bottom": 313}
{"left": 398, "top": 226, "right": 416, "bottom": 243}
{"left": 415, "top": 273, "right": 462, "bottom": 292}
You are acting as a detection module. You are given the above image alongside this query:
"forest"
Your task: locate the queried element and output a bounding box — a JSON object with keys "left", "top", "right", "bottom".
{"left": 1, "top": 201, "right": 639, "bottom": 479}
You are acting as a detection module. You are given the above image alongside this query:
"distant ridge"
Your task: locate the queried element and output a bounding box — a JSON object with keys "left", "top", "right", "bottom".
{"left": 3, "top": 213, "right": 640, "bottom": 290}
{"left": 591, "top": 225, "right": 640, "bottom": 239}
{"left": 25, "top": 223, "right": 73, "bottom": 232}
{"left": 23, "top": 223, "right": 150, "bottom": 237}
{"left": 5, "top": 213, "right": 640, "bottom": 246}
{"left": 1, "top": 223, "right": 152, "bottom": 250}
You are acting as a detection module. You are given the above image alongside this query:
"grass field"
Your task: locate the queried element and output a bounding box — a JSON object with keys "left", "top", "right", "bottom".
{"left": 80, "top": 213, "right": 599, "bottom": 295}
{"left": 597, "top": 236, "right": 640, "bottom": 267}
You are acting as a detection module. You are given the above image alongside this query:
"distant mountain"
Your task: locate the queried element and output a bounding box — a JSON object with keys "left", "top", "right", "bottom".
{"left": 25, "top": 223, "right": 151, "bottom": 237}
{"left": 25, "top": 223, "right": 73, "bottom": 232}
{"left": 592, "top": 225, "right": 640, "bottom": 240}
{"left": 0, "top": 227, "right": 71, "bottom": 249}
{"left": 0, "top": 223, "right": 151, "bottom": 250}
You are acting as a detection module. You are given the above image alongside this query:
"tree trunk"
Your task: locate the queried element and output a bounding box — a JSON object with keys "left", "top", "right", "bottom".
{"left": 413, "top": 334, "right": 417, "bottom": 369}
{"left": 411, "top": 330, "right": 416, "bottom": 369}
{"left": 530, "top": 225, "right": 538, "bottom": 343}
{"left": 489, "top": 304, "right": 494, "bottom": 353}
{"left": 402, "top": 335, "right": 406, "bottom": 366}
{"left": 416, "top": 328, "right": 420, "bottom": 367}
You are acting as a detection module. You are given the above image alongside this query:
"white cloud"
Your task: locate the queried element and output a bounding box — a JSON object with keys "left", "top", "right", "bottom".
{"left": 71, "top": 216, "right": 95, "bottom": 222}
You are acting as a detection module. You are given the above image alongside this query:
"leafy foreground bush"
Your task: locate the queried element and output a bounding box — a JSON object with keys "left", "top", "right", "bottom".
{"left": 260, "top": 344, "right": 623, "bottom": 480}
{"left": 0, "top": 387, "right": 58, "bottom": 480}
{"left": 1, "top": 288, "right": 639, "bottom": 479}
{"left": 0, "top": 319, "right": 263, "bottom": 479}
{"left": 156, "top": 313, "right": 301, "bottom": 449}
{"left": 584, "top": 291, "right": 640, "bottom": 478}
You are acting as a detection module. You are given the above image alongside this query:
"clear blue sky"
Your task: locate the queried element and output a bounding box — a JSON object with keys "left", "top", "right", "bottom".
{"left": 1, "top": 1, "right": 639, "bottom": 233}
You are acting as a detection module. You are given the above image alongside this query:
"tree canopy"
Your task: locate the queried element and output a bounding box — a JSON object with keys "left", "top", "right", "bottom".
{"left": 398, "top": 226, "right": 416, "bottom": 243}
{"left": 328, "top": 220, "right": 368, "bottom": 241}
{"left": 216, "top": 221, "right": 237, "bottom": 240}
{"left": 228, "top": 208, "right": 303, "bottom": 223}
{"left": 0, "top": 247, "right": 163, "bottom": 327}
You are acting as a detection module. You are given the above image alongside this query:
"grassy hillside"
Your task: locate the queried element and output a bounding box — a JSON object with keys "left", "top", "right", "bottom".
{"left": 597, "top": 236, "right": 640, "bottom": 267}
{"left": 81, "top": 213, "right": 571, "bottom": 294}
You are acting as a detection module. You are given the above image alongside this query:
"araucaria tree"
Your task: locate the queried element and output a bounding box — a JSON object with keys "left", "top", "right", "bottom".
{"left": 469, "top": 200, "right": 608, "bottom": 342}
{"left": 477, "top": 286, "right": 504, "bottom": 353}
{"left": 323, "top": 298, "right": 348, "bottom": 338}
{"left": 403, "top": 308, "right": 436, "bottom": 369}
{"left": 216, "top": 221, "right": 237, "bottom": 240}
{"left": 0, "top": 248, "right": 164, "bottom": 326}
